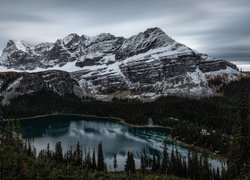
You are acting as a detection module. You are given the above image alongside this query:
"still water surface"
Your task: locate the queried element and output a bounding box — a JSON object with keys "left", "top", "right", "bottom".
{"left": 20, "top": 115, "right": 225, "bottom": 171}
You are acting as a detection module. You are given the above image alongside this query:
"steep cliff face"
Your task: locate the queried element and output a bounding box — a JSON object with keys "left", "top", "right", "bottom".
{"left": 0, "top": 27, "right": 239, "bottom": 101}
{"left": 0, "top": 70, "right": 84, "bottom": 105}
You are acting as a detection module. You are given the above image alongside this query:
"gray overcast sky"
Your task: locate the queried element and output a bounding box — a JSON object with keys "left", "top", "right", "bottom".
{"left": 0, "top": 0, "right": 249, "bottom": 70}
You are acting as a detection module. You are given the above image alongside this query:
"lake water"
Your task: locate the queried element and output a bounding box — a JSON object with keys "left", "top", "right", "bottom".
{"left": 20, "top": 114, "right": 225, "bottom": 171}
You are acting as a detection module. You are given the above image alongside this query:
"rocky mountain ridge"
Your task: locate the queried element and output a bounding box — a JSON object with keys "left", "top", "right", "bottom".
{"left": 0, "top": 27, "right": 239, "bottom": 102}
{"left": 0, "top": 70, "right": 84, "bottom": 105}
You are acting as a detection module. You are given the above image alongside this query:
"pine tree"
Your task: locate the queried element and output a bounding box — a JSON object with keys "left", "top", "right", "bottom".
{"left": 187, "top": 149, "right": 192, "bottom": 178}
{"left": 161, "top": 141, "right": 169, "bottom": 174}
{"left": 143, "top": 147, "right": 148, "bottom": 170}
{"left": 140, "top": 154, "right": 145, "bottom": 174}
{"left": 201, "top": 153, "right": 210, "bottom": 180}
{"left": 125, "top": 151, "right": 131, "bottom": 176}
{"left": 170, "top": 148, "right": 175, "bottom": 174}
{"left": 174, "top": 149, "right": 183, "bottom": 176}
{"left": 74, "top": 141, "right": 82, "bottom": 166}
{"left": 228, "top": 77, "right": 250, "bottom": 178}
{"left": 113, "top": 153, "right": 118, "bottom": 172}
{"left": 192, "top": 151, "right": 199, "bottom": 179}
{"left": 125, "top": 151, "right": 136, "bottom": 176}
{"left": 221, "top": 165, "right": 228, "bottom": 180}
{"left": 152, "top": 154, "right": 157, "bottom": 173}
{"left": 92, "top": 148, "right": 96, "bottom": 170}
{"left": 86, "top": 149, "right": 91, "bottom": 168}
{"left": 27, "top": 143, "right": 32, "bottom": 156}
{"left": 97, "top": 142, "right": 105, "bottom": 171}
{"left": 130, "top": 152, "right": 136, "bottom": 174}
{"left": 156, "top": 155, "right": 161, "bottom": 173}
{"left": 66, "top": 146, "right": 73, "bottom": 164}
{"left": 46, "top": 143, "right": 51, "bottom": 160}
{"left": 182, "top": 159, "right": 187, "bottom": 178}
{"left": 54, "top": 142, "right": 63, "bottom": 162}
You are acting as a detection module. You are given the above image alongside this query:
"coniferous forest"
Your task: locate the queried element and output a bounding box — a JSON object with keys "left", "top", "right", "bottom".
{"left": 0, "top": 78, "right": 249, "bottom": 179}
{"left": 0, "top": 121, "right": 230, "bottom": 179}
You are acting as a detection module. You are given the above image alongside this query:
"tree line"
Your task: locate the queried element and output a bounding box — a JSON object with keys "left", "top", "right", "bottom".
{"left": 0, "top": 76, "right": 249, "bottom": 179}
{"left": 0, "top": 121, "right": 229, "bottom": 179}
{"left": 1, "top": 90, "right": 238, "bottom": 156}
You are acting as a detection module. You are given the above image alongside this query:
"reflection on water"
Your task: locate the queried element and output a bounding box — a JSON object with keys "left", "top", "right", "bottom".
{"left": 20, "top": 115, "right": 225, "bottom": 171}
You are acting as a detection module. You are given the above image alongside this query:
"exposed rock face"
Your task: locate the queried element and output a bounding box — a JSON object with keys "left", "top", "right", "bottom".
{"left": 0, "top": 70, "right": 84, "bottom": 105}
{"left": 0, "top": 27, "right": 239, "bottom": 101}
{"left": 115, "top": 27, "right": 175, "bottom": 60}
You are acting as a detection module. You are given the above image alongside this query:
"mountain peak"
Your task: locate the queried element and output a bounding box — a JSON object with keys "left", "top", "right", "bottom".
{"left": 0, "top": 27, "right": 239, "bottom": 99}
{"left": 96, "top": 33, "right": 116, "bottom": 41}
{"left": 3, "top": 40, "right": 31, "bottom": 53}
{"left": 144, "top": 27, "right": 165, "bottom": 34}
{"left": 62, "top": 33, "right": 80, "bottom": 45}
{"left": 114, "top": 27, "right": 176, "bottom": 60}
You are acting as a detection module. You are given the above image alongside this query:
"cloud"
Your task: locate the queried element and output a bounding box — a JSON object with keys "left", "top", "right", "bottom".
{"left": 0, "top": 0, "right": 249, "bottom": 69}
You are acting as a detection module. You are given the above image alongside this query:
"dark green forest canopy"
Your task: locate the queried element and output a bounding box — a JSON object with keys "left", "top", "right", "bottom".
{"left": 1, "top": 77, "right": 250, "bottom": 156}
{"left": 0, "top": 76, "right": 249, "bottom": 179}
{"left": 0, "top": 121, "right": 228, "bottom": 179}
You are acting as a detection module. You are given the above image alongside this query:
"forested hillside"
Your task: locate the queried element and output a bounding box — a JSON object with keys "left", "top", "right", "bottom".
{"left": 1, "top": 77, "right": 250, "bottom": 156}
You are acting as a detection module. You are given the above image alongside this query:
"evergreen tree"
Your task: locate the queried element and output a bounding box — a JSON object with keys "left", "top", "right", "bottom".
{"left": 113, "top": 153, "right": 118, "bottom": 172}
{"left": 46, "top": 143, "right": 51, "bottom": 159}
{"left": 170, "top": 148, "right": 175, "bottom": 174}
{"left": 143, "top": 147, "right": 148, "bottom": 170}
{"left": 74, "top": 141, "right": 82, "bottom": 166}
{"left": 125, "top": 151, "right": 131, "bottom": 176}
{"left": 182, "top": 159, "right": 187, "bottom": 178}
{"left": 201, "top": 153, "right": 210, "bottom": 180}
{"left": 221, "top": 165, "right": 228, "bottom": 180}
{"left": 97, "top": 142, "right": 105, "bottom": 171}
{"left": 156, "top": 155, "right": 161, "bottom": 173}
{"left": 161, "top": 141, "right": 169, "bottom": 175}
{"left": 152, "top": 154, "right": 157, "bottom": 173}
{"left": 66, "top": 146, "right": 73, "bottom": 164}
{"left": 54, "top": 142, "right": 63, "bottom": 162}
{"left": 130, "top": 152, "right": 136, "bottom": 174}
{"left": 92, "top": 148, "right": 96, "bottom": 170}
{"left": 86, "top": 149, "right": 91, "bottom": 168}
{"left": 228, "top": 77, "right": 250, "bottom": 179}
{"left": 192, "top": 151, "right": 199, "bottom": 179}
{"left": 124, "top": 151, "right": 136, "bottom": 176}
{"left": 187, "top": 149, "right": 192, "bottom": 177}
{"left": 140, "top": 154, "right": 145, "bottom": 174}
{"left": 27, "top": 143, "right": 32, "bottom": 156}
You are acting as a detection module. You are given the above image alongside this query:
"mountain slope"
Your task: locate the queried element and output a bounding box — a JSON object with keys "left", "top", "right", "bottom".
{"left": 0, "top": 27, "right": 239, "bottom": 101}
{"left": 0, "top": 70, "right": 84, "bottom": 105}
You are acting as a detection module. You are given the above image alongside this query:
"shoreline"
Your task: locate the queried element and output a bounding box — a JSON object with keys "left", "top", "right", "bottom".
{"left": 166, "top": 136, "right": 227, "bottom": 161}
{"left": 4, "top": 113, "right": 172, "bottom": 130}
{"left": 3, "top": 113, "right": 226, "bottom": 161}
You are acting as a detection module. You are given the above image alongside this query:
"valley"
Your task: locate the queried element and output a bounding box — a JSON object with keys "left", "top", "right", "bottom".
{"left": 0, "top": 28, "right": 249, "bottom": 179}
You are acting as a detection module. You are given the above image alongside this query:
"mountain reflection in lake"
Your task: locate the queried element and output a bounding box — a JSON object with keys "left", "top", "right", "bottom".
{"left": 20, "top": 115, "right": 224, "bottom": 171}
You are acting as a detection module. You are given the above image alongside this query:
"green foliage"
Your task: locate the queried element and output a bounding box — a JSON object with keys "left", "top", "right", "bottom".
{"left": 161, "top": 141, "right": 169, "bottom": 175}
{"left": 1, "top": 88, "right": 238, "bottom": 156}
{"left": 228, "top": 77, "right": 250, "bottom": 179}
{"left": 54, "top": 142, "right": 63, "bottom": 162}
{"left": 92, "top": 148, "right": 97, "bottom": 170}
{"left": 113, "top": 153, "right": 118, "bottom": 172}
{"left": 0, "top": 121, "right": 237, "bottom": 179}
{"left": 1, "top": 77, "right": 250, "bottom": 179}
{"left": 98, "top": 142, "right": 105, "bottom": 172}
{"left": 124, "top": 151, "right": 136, "bottom": 176}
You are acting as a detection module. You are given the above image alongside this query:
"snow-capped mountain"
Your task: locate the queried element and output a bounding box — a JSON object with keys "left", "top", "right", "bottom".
{"left": 0, "top": 27, "right": 239, "bottom": 101}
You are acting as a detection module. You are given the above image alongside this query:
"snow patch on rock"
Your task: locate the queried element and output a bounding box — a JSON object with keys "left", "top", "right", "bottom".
{"left": 2, "top": 77, "right": 23, "bottom": 105}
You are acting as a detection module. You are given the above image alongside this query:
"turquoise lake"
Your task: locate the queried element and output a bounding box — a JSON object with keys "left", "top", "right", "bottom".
{"left": 20, "top": 115, "right": 225, "bottom": 171}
